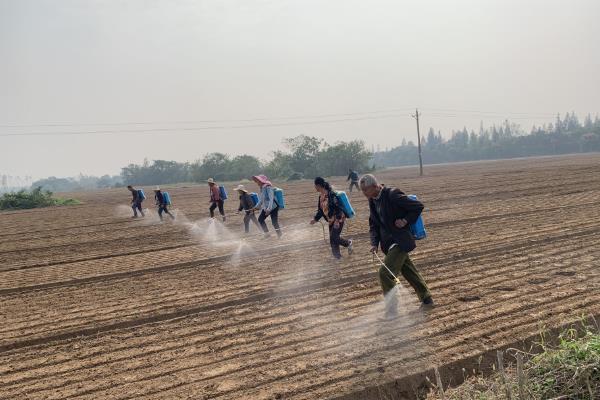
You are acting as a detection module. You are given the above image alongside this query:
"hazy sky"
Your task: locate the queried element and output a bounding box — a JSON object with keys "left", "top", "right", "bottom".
{"left": 1, "top": 0, "right": 599, "bottom": 178}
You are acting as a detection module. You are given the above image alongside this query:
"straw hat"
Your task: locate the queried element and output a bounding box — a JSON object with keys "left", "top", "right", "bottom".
{"left": 234, "top": 184, "right": 248, "bottom": 193}
{"left": 154, "top": 186, "right": 160, "bottom": 191}
{"left": 207, "top": 178, "right": 215, "bottom": 184}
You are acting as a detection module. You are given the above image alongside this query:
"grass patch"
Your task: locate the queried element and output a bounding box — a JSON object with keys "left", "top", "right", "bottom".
{"left": 427, "top": 324, "right": 600, "bottom": 399}
{"left": 0, "top": 187, "right": 81, "bottom": 210}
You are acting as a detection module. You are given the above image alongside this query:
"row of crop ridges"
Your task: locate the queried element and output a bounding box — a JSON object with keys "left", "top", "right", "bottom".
{"left": 1, "top": 217, "right": 599, "bottom": 346}
{"left": 0, "top": 228, "right": 597, "bottom": 398}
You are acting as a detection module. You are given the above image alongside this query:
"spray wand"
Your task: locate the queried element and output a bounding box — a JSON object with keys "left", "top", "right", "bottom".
{"left": 319, "top": 221, "right": 328, "bottom": 243}
{"left": 373, "top": 251, "right": 401, "bottom": 285}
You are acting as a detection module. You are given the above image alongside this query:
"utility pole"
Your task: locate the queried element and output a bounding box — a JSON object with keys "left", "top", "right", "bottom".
{"left": 412, "top": 108, "right": 424, "bottom": 176}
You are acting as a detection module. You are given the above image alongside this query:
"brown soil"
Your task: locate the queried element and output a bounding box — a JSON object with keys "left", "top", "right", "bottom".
{"left": 1, "top": 154, "right": 599, "bottom": 399}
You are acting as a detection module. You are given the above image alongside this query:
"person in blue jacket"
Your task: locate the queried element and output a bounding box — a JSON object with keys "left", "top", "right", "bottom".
{"left": 252, "top": 175, "right": 282, "bottom": 238}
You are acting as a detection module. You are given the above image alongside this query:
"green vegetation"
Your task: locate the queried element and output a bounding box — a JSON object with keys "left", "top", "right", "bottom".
{"left": 427, "top": 325, "right": 600, "bottom": 399}
{"left": 529, "top": 328, "right": 599, "bottom": 399}
{"left": 0, "top": 187, "right": 80, "bottom": 210}
{"left": 120, "top": 135, "right": 373, "bottom": 185}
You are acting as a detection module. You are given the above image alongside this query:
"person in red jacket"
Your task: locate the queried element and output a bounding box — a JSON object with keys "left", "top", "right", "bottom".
{"left": 208, "top": 178, "right": 226, "bottom": 222}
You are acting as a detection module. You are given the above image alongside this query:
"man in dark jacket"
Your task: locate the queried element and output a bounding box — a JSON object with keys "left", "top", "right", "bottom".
{"left": 154, "top": 187, "right": 175, "bottom": 221}
{"left": 127, "top": 185, "right": 145, "bottom": 218}
{"left": 359, "top": 174, "right": 432, "bottom": 318}
{"left": 347, "top": 169, "right": 359, "bottom": 192}
{"left": 234, "top": 184, "right": 260, "bottom": 234}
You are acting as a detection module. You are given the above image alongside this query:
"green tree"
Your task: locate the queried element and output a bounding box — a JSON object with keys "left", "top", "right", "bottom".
{"left": 227, "top": 155, "right": 263, "bottom": 181}
{"left": 191, "top": 153, "right": 230, "bottom": 182}
{"left": 283, "top": 135, "right": 324, "bottom": 177}
{"left": 316, "top": 140, "right": 372, "bottom": 177}
{"left": 264, "top": 151, "right": 294, "bottom": 179}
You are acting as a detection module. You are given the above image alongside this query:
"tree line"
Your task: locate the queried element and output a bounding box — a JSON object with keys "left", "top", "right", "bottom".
{"left": 31, "top": 136, "right": 372, "bottom": 191}
{"left": 374, "top": 112, "right": 600, "bottom": 167}
{"left": 120, "top": 135, "right": 372, "bottom": 185}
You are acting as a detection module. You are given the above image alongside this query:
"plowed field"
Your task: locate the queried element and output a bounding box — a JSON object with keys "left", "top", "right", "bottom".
{"left": 1, "top": 154, "right": 599, "bottom": 399}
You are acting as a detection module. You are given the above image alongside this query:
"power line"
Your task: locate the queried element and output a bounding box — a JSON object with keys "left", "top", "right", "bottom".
{"left": 0, "top": 107, "right": 561, "bottom": 129}
{"left": 0, "top": 106, "right": 565, "bottom": 138}
{"left": 0, "top": 113, "right": 414, "bottom": 137}
{"left": 0, "top": 107, "right": 416, "bottom": 129}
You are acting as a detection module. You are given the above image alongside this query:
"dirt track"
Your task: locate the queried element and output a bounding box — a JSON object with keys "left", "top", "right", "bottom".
{"left": 1, "top": 154, "right": 599, "bottom": 399}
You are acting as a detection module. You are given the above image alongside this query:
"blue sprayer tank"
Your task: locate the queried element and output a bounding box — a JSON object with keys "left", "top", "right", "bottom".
{"left": 335, "top": 191, "right": 355, "bottom": 218}
{"left": 162, "top": 192, "right": 172, "bottom": 206}
{"left": 274, "top": 188, "right": 285, "bottom": 209}
{"left": 407, "top": 194, "right": 426, "bottom": 240}
{"left": 218, "top": 185, "right": 228, "bottom": 200}
{"left": 250, "top": 192, "right": 259, "bottom": 207}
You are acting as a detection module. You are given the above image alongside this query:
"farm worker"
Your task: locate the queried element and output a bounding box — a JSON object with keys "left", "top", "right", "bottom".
{"left": 154, "top": 187, "right": 175, "bottom": 221}
{"left": 207, "top": 178, "right": 226, "bottom": 222}
{"left": 252, "top": 174, "right": 282, "bottom": 238}
{"left": 234, "top": 184, "right": 260, "bottom": 234}
{"left": 127, "top": 185, "right": 145, "bottom": 218}
{"left": 359, "top": 173, "right": 433, "bottom": 318}
{"left": 309, "top": 177, "right": 353, "bottom": 259}
{"left": 347, "top": 169, "right": 360, "bottom": 193}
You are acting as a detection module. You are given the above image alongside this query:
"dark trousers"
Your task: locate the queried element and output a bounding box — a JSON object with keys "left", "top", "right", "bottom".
{"left": 258, "top": 207, "right": 281, "bottom": 237}
{"left": 209, "top": 200, "right": 225, "bottom": 218}
{"left": 158, "top": 205, "right": 175, "bottom": 220}
{"left": 132, "top": 201, "right": 144, "bottom": 216}
{"left": 329, "top": 222, "right": 350, "bottom": 259}
{"left": 243, "top": 211, "right": 260, "bottom": 233}
{"left": 349, "top": 181, "right": 359, "bottom": 192}
{"left": 379, "top": 246, "right": 431, "bottom": 301}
